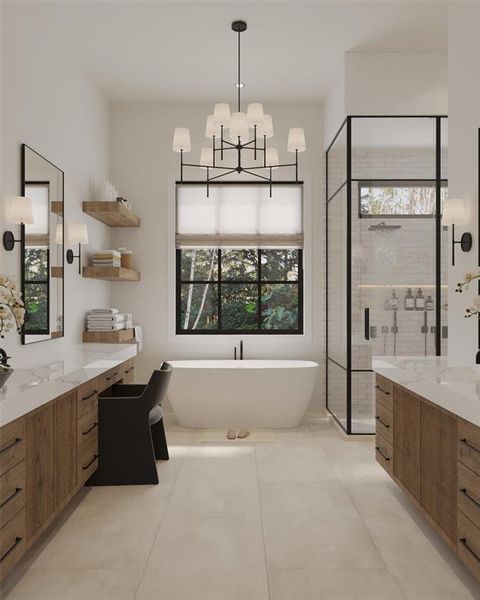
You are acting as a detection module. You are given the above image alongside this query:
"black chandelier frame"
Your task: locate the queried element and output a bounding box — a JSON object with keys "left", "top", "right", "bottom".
{"left": 177, "top": 20, "right": 301, "bottom": 196}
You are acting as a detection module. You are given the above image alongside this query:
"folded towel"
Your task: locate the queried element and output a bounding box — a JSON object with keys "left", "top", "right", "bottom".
{"left": 93, "top": 250, "right": 121, "bottom": 258}
{"left": 87, "top": 314, "right": 125, "bottom": 322}
{"left": 134, "top": 325, "right": 143, "bottom": 351}
{"left": 87, "top": 323, "right": 125, "bottom": 331}
{"left": 90, "top": 308, "right": 119, "bottom": 314}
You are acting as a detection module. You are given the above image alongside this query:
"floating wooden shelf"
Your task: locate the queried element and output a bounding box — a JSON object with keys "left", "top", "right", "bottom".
{"left": 51, "top": 331, "right": 63, "bottom": 339}
{"left": 51, "top": 201, "right": 63, "bottom": 216}
{"left": 51, "top": 266, "right": 63, "bottom": 278}
{"left": 82, "top": 266, "right": 140, "bottom": 281}
{"left": 83, "top": 201, "right": 140, "bottom": 227}
{"left": 82, "top": 329, "right": 135, "bottom": 343}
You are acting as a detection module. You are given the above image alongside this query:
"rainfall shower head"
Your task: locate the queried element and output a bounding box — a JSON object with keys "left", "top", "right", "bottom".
{"left": 368, "top": 221, "right": 402, "bottom": 232}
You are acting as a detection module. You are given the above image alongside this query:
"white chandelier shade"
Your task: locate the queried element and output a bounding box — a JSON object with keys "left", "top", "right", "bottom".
{"left": 266, "top": 147, "right": 279, "bottom": 168}
{"left": 263, "top": 114, "right": 274, "bottom": 139}
{"left": 200, "top": 147, "right": 214, "bottom": 167}
{"left": 172, "top": 127, "right": 191, "bottom": 153}
{"left": 287, "top": 128, "right": 306, "bottom": 153}
{"left": 247, "top": 102, "right": 264, "bottom": 127}
{"left": 205, "top": 115, "right": 221, "bottom": 139}
{"left": 213, "top": 103, "right": 231, "bottom": 128}
{"left": 229, "top": 111, "right": 249, "bottom": 141}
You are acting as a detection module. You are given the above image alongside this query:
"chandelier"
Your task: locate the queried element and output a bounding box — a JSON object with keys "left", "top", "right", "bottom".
{"left": 172, "top": 20, "right": 306, "bottom": 196}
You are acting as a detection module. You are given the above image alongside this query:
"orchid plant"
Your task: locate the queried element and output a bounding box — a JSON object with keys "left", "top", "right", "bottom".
{"left": 455, "top": 271, "right": 480, "bottom": 318}
{"left": 0, "top": 275, "right": 25, "bottom": 339}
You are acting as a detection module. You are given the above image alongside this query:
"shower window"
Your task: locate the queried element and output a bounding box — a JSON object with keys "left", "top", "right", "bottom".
{"left": 177, "top": 248, "right": 303, "bottom": 334}
{"left": 359, "top": 181, "right": 448, "bottom": 217}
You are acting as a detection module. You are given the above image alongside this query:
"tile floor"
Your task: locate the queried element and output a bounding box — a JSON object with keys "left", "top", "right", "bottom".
{"left": 3, "top": 414, "right": 480, "bottom": 600}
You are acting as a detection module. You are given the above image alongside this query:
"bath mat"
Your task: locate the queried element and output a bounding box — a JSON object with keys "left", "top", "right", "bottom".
{"left": 199, "top": 429, "right": 275, "bottom": 443}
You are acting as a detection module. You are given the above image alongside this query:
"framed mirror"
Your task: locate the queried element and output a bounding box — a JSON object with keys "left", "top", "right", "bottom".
{"left": 21, "top": 144, "right": 64, "bottom": 344}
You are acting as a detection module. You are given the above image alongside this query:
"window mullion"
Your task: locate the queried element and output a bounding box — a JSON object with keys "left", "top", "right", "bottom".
{"left": 218, "top": 248, "right": 222, "bottom": 332}
{"left": 257, "top": 249, "right": 262, "bottom": 332}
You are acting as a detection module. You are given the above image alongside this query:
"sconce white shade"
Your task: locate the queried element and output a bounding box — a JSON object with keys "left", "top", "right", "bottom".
{"left": 205, "top": 115, "right": 221, "bottom": 139}
{"left": 229, "top": 112, "right": 249, "bottom": 142}
{"left": 213, "top": 103, "right": 231, "bottom": 128}
{"left": 287, "top": 127, "right": 306, "bottom": 153}
{"left": 265, "top": 148, "right": 280, "bottom": 168}
{"left": 69, "top": 223, "right": 88, "bottom": 245}
{"left": 6, "top": 196, "right": 34, "bottom": 224}
{"left": 200, "top": 147, "right": 214, "bottom": 167}
{"left": 247, "top": 102, "right": 264, "bottom": 127}
{"left": 263, "top": 114, "right": 274, "bottom": 139}
{"left": 55, "top": 224, "right": 63, "bottom": 245}
{"left": 172, "top": 128, "right": 191, "bottom": 153}
{"left": 442, "top": 197, "right": 468, "bottom": 225}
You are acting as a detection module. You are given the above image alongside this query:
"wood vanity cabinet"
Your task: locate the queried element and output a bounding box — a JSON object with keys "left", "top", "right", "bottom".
{"left": 0, "top": 356, "right": 135, "bottom": 582}
{"left": 376, "top": 373, "right": 480, "bottom": 580}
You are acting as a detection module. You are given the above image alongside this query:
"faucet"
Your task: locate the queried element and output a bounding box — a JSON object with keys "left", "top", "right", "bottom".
{"left": 233, "top": 341, "right": 244, "bottom": 360}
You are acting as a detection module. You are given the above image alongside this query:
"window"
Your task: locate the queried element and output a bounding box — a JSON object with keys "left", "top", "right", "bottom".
{"left": 177, "top": 248, "right": 303, "bottom": 334}
{"left": 359, "top": 180, "right": 448, "bottom": 217}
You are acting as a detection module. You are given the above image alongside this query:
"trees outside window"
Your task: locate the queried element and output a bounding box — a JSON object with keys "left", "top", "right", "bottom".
{"left": 177, "top": 248, "right": 303, "bottom": 334}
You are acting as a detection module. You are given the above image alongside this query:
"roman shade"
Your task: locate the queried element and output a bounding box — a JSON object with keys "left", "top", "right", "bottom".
{"left": 176, "top": 184, "right": 303, "bottom": 248}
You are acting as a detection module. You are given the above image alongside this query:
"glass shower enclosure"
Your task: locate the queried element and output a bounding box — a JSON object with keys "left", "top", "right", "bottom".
{"left": 326, "top": 116, "right": 448, "bottom": 434}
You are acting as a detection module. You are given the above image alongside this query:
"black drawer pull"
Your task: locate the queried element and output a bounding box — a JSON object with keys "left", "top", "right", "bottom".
{"left": 375, "top": 416, "right": 390, "bottom": 428}
{"left": 81, "top": 390, "right": 98, "bottom": 401}
{"left": 0, "top": 487, "right": 22, "bottom": 509}
{"left": 376, "top": 446, "right": 390, "bottom": 461}
{"left": 0, "top": 537, "right": 22, "bottom": 562}
{"left": 461, "top": 438, "right": 480, "bottom": 455}
{"left": 460, "top": 488, "right": 480, "bottom": 508}
{"left": 375, "top": 385, "right": 390, "bottom": 396}
{"left": 82, "top": 422, "right": 98, "bottom": 436}
{"left": 460, "top": 537, "right": 480, "bottom": 563}
{"left": 106, "top": 372, "right": 119, "bottom": 381}
{"left": 0, "top": 438, "right": 22, "bottom": 455}
{"left": 82, "top": 454, "right": 98, "bottom": 470}
{"left": 125, "top": 367, "right": 134, "bottom": 373}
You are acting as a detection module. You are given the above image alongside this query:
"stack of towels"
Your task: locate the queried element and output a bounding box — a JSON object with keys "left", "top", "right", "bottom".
{"left": 92, "top": 250, "right": 121, "bottom": 267}
{"left": 86, "top": 308, "right": 133, "bottom": 332}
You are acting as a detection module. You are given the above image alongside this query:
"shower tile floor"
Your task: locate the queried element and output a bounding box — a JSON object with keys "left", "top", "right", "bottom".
{"left": 4, "top": 415, "right": 480, "bottom": 600}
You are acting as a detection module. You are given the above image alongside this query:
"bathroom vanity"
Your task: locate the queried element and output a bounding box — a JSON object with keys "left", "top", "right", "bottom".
{"left": 373, "top": 357, "right": 480, "bottom": 582}
{"left": 0, "top": 344, "right": 137, "bottom": 581}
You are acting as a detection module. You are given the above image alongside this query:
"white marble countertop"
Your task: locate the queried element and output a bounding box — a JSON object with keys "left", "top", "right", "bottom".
{"left": 0, "top": 343, "right": 137, "bottom": 427}
{"left": 372, "top": 356, "right": 480, "bottom": 427}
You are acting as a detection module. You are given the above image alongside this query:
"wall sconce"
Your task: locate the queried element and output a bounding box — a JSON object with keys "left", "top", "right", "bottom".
{"left": 442, "top": 198, "right": 473, "bottom": 266}
{"left": 66, "top": 224, "right": 88, "bottom": 274}
{"left": 3, "top": 196, "right": 34, "bottom": 250}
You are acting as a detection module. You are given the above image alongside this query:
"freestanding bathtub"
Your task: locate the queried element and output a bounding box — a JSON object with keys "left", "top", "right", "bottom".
{"left": 167, "top": 360, "right": 319, "bottom": 429}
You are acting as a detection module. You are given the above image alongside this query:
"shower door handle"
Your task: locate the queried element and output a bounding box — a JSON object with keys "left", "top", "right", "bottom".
{"left": 364, "top": 308, "right": 370, "bottom": 341}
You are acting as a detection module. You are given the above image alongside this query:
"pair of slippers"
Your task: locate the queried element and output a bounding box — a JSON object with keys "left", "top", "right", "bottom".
{"left": 226, "top": 428, "right": 250, "bottom": 440}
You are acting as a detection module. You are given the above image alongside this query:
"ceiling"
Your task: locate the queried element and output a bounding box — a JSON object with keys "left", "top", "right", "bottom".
{"left": 15, "top": 0, "right": 448, "bottom": 102}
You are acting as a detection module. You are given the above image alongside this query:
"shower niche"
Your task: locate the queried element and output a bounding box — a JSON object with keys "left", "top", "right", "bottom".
{"left": 326, "top": 116, "right": 448, "bottom": 434}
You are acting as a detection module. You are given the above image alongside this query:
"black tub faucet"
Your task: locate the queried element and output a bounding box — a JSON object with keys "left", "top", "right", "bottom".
{"left": 240, "top": 340, "right": 244, "bottom": 360}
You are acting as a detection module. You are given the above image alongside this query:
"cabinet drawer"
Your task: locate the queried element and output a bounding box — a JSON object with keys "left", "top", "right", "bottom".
{"left": 458, "top": 510, "right": 480, "bottom": 581}
{"left": 0, "top": 508, "right": 25, "bottom": 579}
{"left": 458, "top": 419, "right": 480, "bottom": 476}
{"left": 101, "top": 367, "right": 123, "bottom": 391}
{"left": 77, "top": 442, "right": 98, "bottom": 487}
{"left": 123, "top": 359, "right": 135, "bottom": 384}
{"left": 0, "top": 418, "right": 26, "bottom": 477}
{"left": 77, "top": 379, "right": 99, "bottom": 418}
{"left": 0, "top": 460, "right": 26, "bottom": 529}
{"left": 376, "top": 434, "right": 393, "bottom": 476}
{"left": 77, "top": 408, "right": 99, "bottom": 453}
{"left": 375, "top": 401, "right": 393, "bottom": 444}
{"left": 375, "top": 375, "right": 393, "bottom": 411}
{"left": 458, "top": 461, "right": 480, "bottom": 529}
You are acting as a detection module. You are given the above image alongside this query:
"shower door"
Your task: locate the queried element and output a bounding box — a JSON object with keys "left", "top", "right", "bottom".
{"left": 326, "top": 116, "right": 448, "bottom": 435}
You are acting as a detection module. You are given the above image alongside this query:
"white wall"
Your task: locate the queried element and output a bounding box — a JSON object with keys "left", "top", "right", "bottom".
{"left": 109, "top": 102, "right": 325, "bottom": 412}
{"left": 0, "top": 1, "right": 111, "bottom": 366}
{"left": 447, "top": 1, "right": 480, "bottom": 366}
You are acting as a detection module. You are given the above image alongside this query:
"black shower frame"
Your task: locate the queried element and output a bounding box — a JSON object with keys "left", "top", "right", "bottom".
{"left": 325, "top": 115, "right": 448, "bottom": 435}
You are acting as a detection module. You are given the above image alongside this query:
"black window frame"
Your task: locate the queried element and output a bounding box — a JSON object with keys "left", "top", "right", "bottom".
{"left": 176, "top": 248, "right": 304, "bottom": 335}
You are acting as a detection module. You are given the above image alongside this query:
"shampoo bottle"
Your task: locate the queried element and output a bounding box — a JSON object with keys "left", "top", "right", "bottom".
{"left": 415, "top": 288, "right": 425, "bottom": 310}
{"left": 404, "top": 288, "right": 415, "bottom": 311}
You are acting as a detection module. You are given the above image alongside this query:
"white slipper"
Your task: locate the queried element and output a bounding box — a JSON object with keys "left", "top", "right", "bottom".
{"left": 237, "top": 428, "right": 251, "bottom": 439}
{"left": 227, "top": 428, "right": 236, "bottom": 440}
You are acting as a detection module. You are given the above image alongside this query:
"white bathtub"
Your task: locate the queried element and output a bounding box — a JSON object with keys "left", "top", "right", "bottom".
{"left": 167, "top": 359, "right": 319, "bottom": 429}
